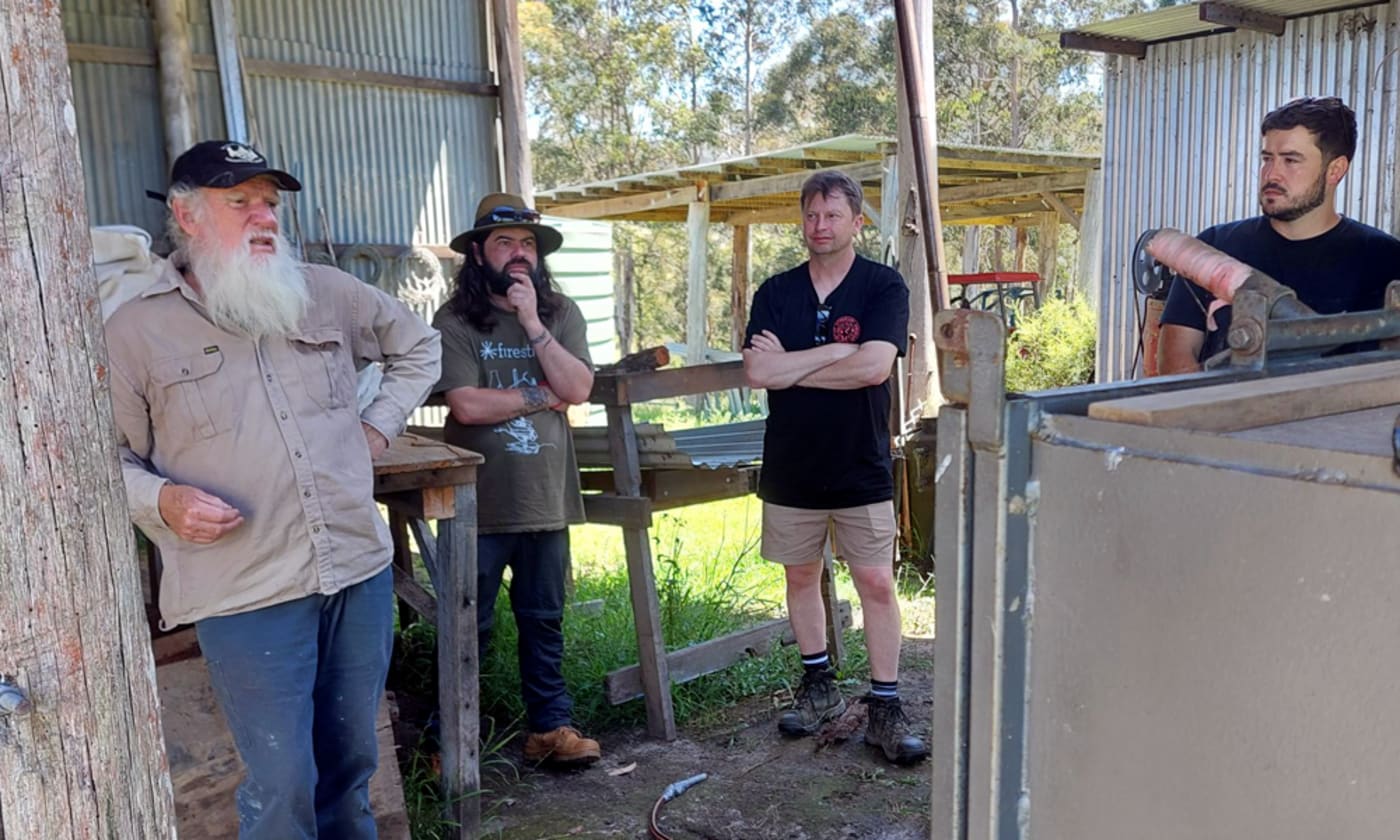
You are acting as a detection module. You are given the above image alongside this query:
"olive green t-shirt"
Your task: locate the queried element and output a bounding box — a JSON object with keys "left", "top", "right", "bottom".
{"left": 431, "top": 298, "right": 591, "bottom": 533}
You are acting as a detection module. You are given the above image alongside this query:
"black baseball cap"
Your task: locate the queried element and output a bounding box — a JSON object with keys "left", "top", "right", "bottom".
{"left": 169, "top": 140, "right": 302, "bottom": 192}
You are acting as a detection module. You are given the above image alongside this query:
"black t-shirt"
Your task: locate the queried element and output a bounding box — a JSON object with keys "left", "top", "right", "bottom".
{"left": 745, "top": 256, "right": 910, "bottom": 509}
{"left": 1160, "top": 216, "right": 1400, "bottom": 360}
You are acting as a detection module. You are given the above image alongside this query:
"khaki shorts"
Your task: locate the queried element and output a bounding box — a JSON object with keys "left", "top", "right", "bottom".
{"left": 760, "top": 501, "right": 896, "bottom": 567}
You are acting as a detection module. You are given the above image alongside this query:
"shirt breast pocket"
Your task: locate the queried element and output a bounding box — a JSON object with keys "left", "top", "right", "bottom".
{"left": 290, "top": 327, "right": 352, "bottom": 411}
{"left": 150, "top": 351, "right": 234, "bottom": 439}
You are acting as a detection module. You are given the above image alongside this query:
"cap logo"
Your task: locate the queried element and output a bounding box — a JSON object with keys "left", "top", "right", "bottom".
{"left": 221, "top": 143, "right": 264, "bottom": 164}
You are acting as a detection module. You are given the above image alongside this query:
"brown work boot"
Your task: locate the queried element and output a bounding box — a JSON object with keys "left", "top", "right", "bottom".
{"left": 778, "top": 668, "right": 847, "bottom": 736}
{"left": 523, "top": 725, "right": 601, "bottom": 767}
{"left": 861, "top": 694, "right": 929, "bottom": 765}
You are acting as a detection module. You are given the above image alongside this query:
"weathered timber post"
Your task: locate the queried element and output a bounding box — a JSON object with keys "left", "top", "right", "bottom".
{"left": 0, "top": 3, "right": 176, "bottom": 838}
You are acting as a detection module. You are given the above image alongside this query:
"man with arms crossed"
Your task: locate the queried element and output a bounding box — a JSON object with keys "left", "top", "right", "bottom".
{"left": 1159, "top": 96, "right": 1400, "bottom": 373}
{"left": 743, "top": 170, "right": 928, "bottom": 765}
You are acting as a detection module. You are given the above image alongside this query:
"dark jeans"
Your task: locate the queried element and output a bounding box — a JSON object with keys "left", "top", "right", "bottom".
{"left": 195, "top": 566, "right": 393, "bottom": 840}
{"left": 478, "top": 529, "right": 574, "bottom": 732}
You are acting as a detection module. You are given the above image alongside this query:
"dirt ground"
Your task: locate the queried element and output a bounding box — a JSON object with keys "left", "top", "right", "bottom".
{"left": 477, "top": 637, "right": 933, "bottom": 840}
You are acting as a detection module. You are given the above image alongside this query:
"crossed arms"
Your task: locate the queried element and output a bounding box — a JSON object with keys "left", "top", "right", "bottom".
{"left": 742, "top": 330, "right": 898, "bottom": 391}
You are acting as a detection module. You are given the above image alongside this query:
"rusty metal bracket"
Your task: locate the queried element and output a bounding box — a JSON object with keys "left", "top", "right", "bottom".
{"left": 934, "top": 309, "right": 1006, "bottom": 449}
{"left": 1228, "top": 288, "right": 1272, "bottom": 369}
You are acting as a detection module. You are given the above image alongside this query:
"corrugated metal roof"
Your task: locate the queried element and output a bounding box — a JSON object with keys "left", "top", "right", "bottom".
{"left": 1065, "top": 0, "right": 1385, "bottom": 51}
{"left": 669, "top": 420, "right": 766, "bottom": 469}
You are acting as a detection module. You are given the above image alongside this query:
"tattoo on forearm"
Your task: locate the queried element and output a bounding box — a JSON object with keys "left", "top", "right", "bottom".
{"left": 520, "top": 385, "right": 549, "bottom": 415}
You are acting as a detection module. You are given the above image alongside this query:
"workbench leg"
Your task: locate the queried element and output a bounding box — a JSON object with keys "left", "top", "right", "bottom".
{"left": 388, "top": 509, "right": 417, "bottom": 625}
{"left": 435, "top": 486, "right": 480, "bottom": 839}
{"left": 606, "top": 404, "right": 677, "bottom": 740}
{"left": 821, "top": 531, "right": 846, "bottom": 669}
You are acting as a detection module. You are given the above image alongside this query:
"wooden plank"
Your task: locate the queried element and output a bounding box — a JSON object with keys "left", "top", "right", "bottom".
{"left": 65, "top": 43, "right": 498, "bottom": 97}
{"left": 604, "top": 602, "right": 853, "bottom": 704}
{"left": 544, "top": 187, "right": 699, "bottom": 220}
{"left": 1086, "top": 360, "right": 1400, "bottom": 432}
{"left": 1059, "top": 31, "right": 1148, "bottom": 58}
{"left": 152, "top": 627, "right": 201, "bottom": 667}
{"left": 208, "top": 0, "right": 249, "bottom": 141}
{"left": 388, "top": 510, "right": 420, "bottom": 625}
{"left": 686, "top": 197, "right": 711, "bottom": 369}
{"left": 581, "top": 494, "right": 653, "bottom": 528}
{"left": 939, "top": 171, "right": 1089, "bottom": 205}
{"left": 391, "top": 565, "right": 438, "bottom": 626}
{"left": 1199, "top": 1, "right": 1286, "bottom": 35}
{"left": 590, "top": 361, "right": 747, "bottom": 406}
{"left": 574, "top": 451, "right": 697, "bottom": 469}
{"left": 421, "top": 485, "right": 455, "bottom": 520}
{"left": 709, "top": 160, "right": 884, "bottom": 203}
{"left": 605, "top": 405, "right": 676, "bottom": 739}
{"left": 645, "top": 468, "right": 759, "bottom": 509}
{"left": 375, "top": 465, "right": 478, "bottom": 496}
{"left": 374, "top": 433, "right": 483, "bottom": 475}
{"left": 1040, "top": 191, "right": 1081, "bottom": 229}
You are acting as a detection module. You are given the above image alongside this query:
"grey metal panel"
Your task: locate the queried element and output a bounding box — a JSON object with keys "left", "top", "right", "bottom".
{"left": 932, "top": 407, "right": 972, "bottom": 840}
{"left": 1097, "top": 1, "right": 1400, "bottom": 382}
{"left": 1021, "top": 419, "right": 1400, "bottom": 839}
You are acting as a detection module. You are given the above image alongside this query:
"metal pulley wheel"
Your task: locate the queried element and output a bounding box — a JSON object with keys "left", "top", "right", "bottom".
{"left": 1131, "top": 228, "right": 1171, "bottom": 297}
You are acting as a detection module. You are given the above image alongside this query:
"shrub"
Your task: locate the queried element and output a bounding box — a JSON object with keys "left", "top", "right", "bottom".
{"left": 1005, "top": 297, "right": 1096, "bottom": 392}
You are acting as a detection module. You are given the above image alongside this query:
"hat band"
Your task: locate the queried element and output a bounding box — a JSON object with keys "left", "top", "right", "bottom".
{"left": 476, "top": 205, "right": 541, "bottom": 228}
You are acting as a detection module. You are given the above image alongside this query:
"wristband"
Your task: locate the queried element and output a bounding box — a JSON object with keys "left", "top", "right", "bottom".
{"left": 528, "top": 330, "right": 553, "bottom": 349}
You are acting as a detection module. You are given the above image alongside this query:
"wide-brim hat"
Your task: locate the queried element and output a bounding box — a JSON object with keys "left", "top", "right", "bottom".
{"left": 449, "top": 192, "right": 562, "bottom": 257}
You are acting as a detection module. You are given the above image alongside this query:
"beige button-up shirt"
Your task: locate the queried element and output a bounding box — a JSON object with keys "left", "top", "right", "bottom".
{"left": 105, "top": 259, "right": 441, "bottom": 628}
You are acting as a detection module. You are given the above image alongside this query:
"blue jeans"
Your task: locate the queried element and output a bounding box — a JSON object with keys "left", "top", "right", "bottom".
{"left": 478, "top": 530, "right": 573, "bottom": 732}
{"left": 195, "top": 566, "right": 393, "bottom": 839}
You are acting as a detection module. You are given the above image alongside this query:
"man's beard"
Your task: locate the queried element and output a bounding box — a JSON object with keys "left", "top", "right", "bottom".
{"left": 1260, "top": 170, "right": 1327, "bottom": 222}
{"left": 187, "top": 230, "right": 309, "bottom": 338}
{"left": 484, "top": 258, "right": 543, "bottom": 296}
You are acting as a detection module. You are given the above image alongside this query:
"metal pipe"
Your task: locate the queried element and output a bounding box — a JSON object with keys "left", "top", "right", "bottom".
{"left": 893, "top": 0, "right": 950, "bottom": 312}
{"left": 1264, "top": 311, "right": 1400, "bottom": 352}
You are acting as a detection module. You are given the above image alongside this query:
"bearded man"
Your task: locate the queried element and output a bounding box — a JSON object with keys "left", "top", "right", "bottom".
{"left": 104, "top": 140, "right": 440, "bottom": 838}
{"left": 431, "top": 193, "right": 600, "bottom": 768}
{"left": 1158, "top": 97, "right": 1400, "bottom": 373}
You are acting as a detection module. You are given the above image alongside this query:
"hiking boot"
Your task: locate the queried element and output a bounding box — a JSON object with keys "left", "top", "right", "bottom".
{"left": 861, "top": 694, "right": 930, "bottom": 765}
{"left": 523, "top": 726, "right": 601, "bottom": 767}
{"left": 778, "top": 668, "right": 847, "bottom": 736}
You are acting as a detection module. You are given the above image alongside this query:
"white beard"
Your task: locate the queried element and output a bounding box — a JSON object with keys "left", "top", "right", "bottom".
{"left": 188, "top": 231, "right": 309, "bottom": 339}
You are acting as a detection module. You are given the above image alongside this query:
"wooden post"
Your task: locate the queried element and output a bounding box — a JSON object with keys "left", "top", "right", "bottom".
{"left": 1036, "top": 212, "right": 1058, "bottom": 299}
{"left": 731, "top": 224, "right": 750, "bottom": 351}
{"left": 616, "top": 249, "right": 635, "bottom": 355}
{"left": 151, "top": 0, "right": 195, "bottom": 167}
{"left": 685, "top": 193, "right": 710, "bottom": 368}
{"left": 961, "top": 227, "right": 981, "bottom": 273}
{"left": 1078, "top": 169, "right": 1104, "bottom": 313}
{"left": 435, "top": 487, "right": 481, "bottom": 839}
{"left": 894, "top": 0, "right": 944, "bottom": 417}
{"left": 0, "top": 2, "right": 176, "bottom": 836}
{"left": 605, "top": 405, "right": 677, "bottom": 740}
{"left": 491, "top": 0, "right": 533, "bottom": 198}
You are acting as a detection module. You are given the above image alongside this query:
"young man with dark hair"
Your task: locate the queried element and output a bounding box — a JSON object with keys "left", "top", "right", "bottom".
{"left": 743, "top": 170, "right": 928, "bottom": 765}
{"left": 1158, "top": 96, "right": 1400, "bottom": 372}
{"left": 432, "top": 193, "right": 601, "bottom": 767}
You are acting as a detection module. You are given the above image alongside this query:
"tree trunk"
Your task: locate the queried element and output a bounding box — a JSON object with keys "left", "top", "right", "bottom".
{"left": 0, "top": 3, "right": 176, "bottom": 838}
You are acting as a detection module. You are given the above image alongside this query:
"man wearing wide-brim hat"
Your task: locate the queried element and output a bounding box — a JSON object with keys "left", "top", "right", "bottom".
{"left": 432, "top": 193, "right": 601, "bottom": 767}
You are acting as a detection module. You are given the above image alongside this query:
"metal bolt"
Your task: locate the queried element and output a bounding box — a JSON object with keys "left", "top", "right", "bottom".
{"left": 1228, "top": 320, "right": 1264, "bottom": 353}
{"left": 0, "top": 679, "right": 32, "bottom": 716}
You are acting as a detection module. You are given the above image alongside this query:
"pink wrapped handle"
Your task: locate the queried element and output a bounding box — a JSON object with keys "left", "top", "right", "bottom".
{"left": 1145, "top": 228, "right": 1253, "bottom": 303}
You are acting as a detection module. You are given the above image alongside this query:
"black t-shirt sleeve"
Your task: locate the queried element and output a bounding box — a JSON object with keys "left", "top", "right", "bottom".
{"left": 745, "top": 277, "right": 778, "bottom": 347}
{"left": 859, "top": 267, "right": 911, "bottom": 354}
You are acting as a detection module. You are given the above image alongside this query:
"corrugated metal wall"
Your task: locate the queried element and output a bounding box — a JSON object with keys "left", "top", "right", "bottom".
{"left": 1096, "top": 0, "right": 1400, "bottom": 381}
{"left": 63, "top": 0, "right": 497, "bottom": 252}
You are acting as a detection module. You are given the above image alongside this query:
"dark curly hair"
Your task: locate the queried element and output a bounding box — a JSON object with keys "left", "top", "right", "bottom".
{"left": 447, "top": 251, "right": 566, "bottom": 333}
{"left": 1262, "top": 96, "right": 1357, "bottom": 163}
